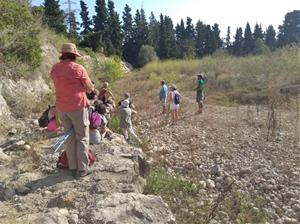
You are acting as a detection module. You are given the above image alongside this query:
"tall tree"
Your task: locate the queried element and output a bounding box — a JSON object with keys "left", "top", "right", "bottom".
{"left": 79, "top": 0, "right": 92, "bottom": 35}
{"left": 157, "top": 15, "right": 176, "bottom": 59}
{"left": 185, "top": 17, "right": 195, "bottom": 40}
{"left": 212, "top": 23, "right": 223, "bottom": 49}
{"left": 67, "top": 11, "right": 79, "bottom": 40}
{"left": 232, "top": 27, "right": 243, "bottom": 56}
{"left": 122, "top": 4, "right": 134, "bottom": 64}
{"left": 132, "top": 9, "right": 149, "bottom": 64}
{"left": 164, "top": 16, "right": 177, "bottom": 58}
{"left": 225, "top": 26, "right": 231, "bottom": 50}
{"left": 93, "top": 0, "right": 107, "bottom": 32}
{"left": 106, "top": 0, "right": 123, "bottom": 55}
{"left": 43, "top": 0, "right": 66, "bottom": 33}
{"left": 253, "top": 23, "right": 264, "bottom": 40}
{"left": 204, "top": 25, "right": 214, "bottom": 55}
{"left": 195, "top": 20, "right": 206, "bottom": 57}
{"left": 243, "top": 22, "right": 255, "bottom": 54}
{"left": 265, "top": 25, "right": 276, "bottom": 50}
{"left": 134, "top": 9, "right": 149, "bottom": 47}
{"left": 278, "top": 10, "right": 300, "bottom": 46}
{"left": 148, "top": 12, "right": 160, "bottom": 50}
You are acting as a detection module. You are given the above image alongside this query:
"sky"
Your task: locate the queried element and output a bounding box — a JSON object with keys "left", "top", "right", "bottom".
{"left": 31, "top": 0, "right": 299, "bottom": 37}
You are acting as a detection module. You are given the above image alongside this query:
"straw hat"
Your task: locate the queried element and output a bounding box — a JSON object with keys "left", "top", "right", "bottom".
{"left": 60, "top": 43, "right": 81, "bottom": 57}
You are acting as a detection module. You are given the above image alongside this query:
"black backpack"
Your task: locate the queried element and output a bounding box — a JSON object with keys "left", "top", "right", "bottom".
{"left": 38, "top": 105, "right": 55, "bottom": 128}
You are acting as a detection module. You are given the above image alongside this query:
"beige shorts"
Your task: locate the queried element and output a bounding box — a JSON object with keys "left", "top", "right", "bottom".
{"left": 170, "top": 103, "right": 179, "bottom": 110}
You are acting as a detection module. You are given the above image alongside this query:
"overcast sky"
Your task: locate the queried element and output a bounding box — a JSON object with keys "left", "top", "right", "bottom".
{"left": 31, "top": 0, "right": 299, "bottom": 37}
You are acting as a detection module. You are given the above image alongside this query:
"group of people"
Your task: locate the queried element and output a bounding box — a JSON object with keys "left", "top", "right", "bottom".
{"left": 49, "top": 42, "right": 205, "bottom": 179}
{"left": 159, "top": 74, "right": 205, "bottom": 124}
{"left": 49, "top": 43, "right": 144, "bottom": 178}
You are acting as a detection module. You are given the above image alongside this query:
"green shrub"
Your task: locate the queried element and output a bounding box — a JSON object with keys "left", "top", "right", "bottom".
{"left": 0, "top": 0, "right": 42, "bottom": 69}
{"left": 137, "top": 45, "right": 158, "bottom": 67}
{"left": 108, "top": 114, "right": 121, "bottom": 133}
{"left": 99, "top": 57, "right": 124, "bottom": 82}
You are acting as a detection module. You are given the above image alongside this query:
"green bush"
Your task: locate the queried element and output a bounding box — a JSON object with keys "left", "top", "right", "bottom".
{"left": 99, "top": 57, "right": 124, "bottom": 82}
{"left": 0, "top": 0, "right": 42, "bottom": 69}
{"left": 137, "top": 45, "right": 158, "bottom": 67}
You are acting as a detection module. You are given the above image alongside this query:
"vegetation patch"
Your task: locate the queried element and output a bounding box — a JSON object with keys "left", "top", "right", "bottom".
{"left": 0, "top": 0, "right": 42, "bottom": 70}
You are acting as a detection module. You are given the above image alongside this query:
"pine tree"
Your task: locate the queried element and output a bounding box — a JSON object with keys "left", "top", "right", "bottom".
{"left": 232, "top": 27, "right": 243, "bottom": 56}
{"left": 195, "top": 20, "right": 206, "bottom": 57}
{"left": 79, "top": 0, "right": 92, "bottom": 35}
{"left": 68, "top": 11, "right": 79, "bottom": 41}
{"left": 131, "top": 9, "right": 149, "bottom": 64}
{"left": 253, "top": 23, "right": 264, "bottom": 40}
{"left": 148, "top": 12, "right": 160, "bottom": 50}
{"left": 133, "top": 9, "right": 149, "bottom": 47}
{"left": 204, "top": 25, "right": 214, "bottom": 55}
{"left": 265, "top": 25, "right": 276, "bottom": 50}
{"left": 212, "top": 23, "right": 223, "bottom": 49}
{"left": 164, "top": 16, "right": 177, "bottom": 58}
{"left": 105, "top": 0, "right": 123, "bottom": 56}
{"left": 243, "top": 22, "right": 255, "bottom": 55}
{"left": 185, "top": 17, "right": 195, "bottom": 40}
{"left": 278, "top": 10, "right": 300, "bottom": 46}
{"left": 225, "top": 26, "right": 231, "bottom": 50}
{"left": 122, "top": 4, "right": 135, "bottom": 64}
{"left": 157, "top": 14, "right": 167, "bottom": 59}
{"left": 43, "top": 0, "right": 66, "bottom": 33}
{"left": 93, "top": 0, "right": 107, "bottom": 32}
{"left": 175, "top": 19, "right": 186, "bottom": 58}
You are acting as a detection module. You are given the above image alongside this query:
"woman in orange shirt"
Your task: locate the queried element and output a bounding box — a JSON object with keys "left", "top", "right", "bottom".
{"left": 51, "top": 43, "right": 95, "bottom": 179}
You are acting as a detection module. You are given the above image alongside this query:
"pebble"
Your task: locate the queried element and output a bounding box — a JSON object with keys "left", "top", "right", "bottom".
{"left": 206, "top": 179, "right": 215, "bottom": 189}
{"left": 69, "top": 214, "right": 79, "bottom": 224}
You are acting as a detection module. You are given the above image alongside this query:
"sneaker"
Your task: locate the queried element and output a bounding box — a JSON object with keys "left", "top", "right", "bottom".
{"left": 75, "top": 170, "right": 92, "bottom": 179}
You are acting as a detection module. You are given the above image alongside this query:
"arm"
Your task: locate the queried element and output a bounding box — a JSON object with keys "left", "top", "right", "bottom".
{"left": 83, "top": 79, "right": 96, "bottom": 94}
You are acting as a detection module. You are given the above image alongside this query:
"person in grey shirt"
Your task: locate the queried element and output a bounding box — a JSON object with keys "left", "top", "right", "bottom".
{"left": 119, "top": 99, "right": 142, "bottom": 144}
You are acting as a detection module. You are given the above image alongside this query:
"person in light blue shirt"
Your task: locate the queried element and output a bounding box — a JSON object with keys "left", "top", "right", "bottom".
{"left": 159, "top": 80, "right": 168, "bottom": 114}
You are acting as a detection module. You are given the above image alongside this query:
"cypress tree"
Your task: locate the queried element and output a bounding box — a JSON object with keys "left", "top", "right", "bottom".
{"left": 185, "top": 17, "right": 195, "bottom": 40}
{"left": 122, "top": 4, "right": 135, "bottom": 64}
{"left": 225, "top": 26, "right": 231, "bottom": 50}
{"left": 157, "top": 14, "right": 167, "bottom": 59}
{"left": 106, "top": 0, "right": 123, "bottom": 56}
{"left": 243, "top": 22, "right": 255, "bottom": 55}
{"left": 131, "top": 9, "right": 149, "bottom": 64}
{"left": 164, "top": 16, "right": 177, "bottom": 58}
{"left": 265, "top": 25, "right": 276, "bottom": 50}
{"left": 43, "top": 0, "right": 66, "bottom": 33}
{"left": 204, "top": 25, "right": 214, "bottom": 55}
{"left": 79, "top": 0, "right": 92, "bottom": 35}
{"left": 68, "top": 11, "right": 79, "bottom": 41}
{"left": 253, "top": 23, "right": 264, "bottom": 40}
{"left": 195, "top": 20, "right": 206, "bottom": 57}
{"left": 93, "top": 0, "right": 107, "bottom": 32}
{"left": 148, "top": 12, "right": 160, "bottom": 50}
{"left": 175, "top": 19, "right": 186, "bottom": 58}
{"left": 232, "top": 27, "right": 243, "bottom": 56}
{"left": 212, "top": 23, "right": 223, "bottom": 49}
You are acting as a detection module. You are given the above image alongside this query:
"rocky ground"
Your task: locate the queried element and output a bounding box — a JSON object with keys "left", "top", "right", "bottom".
{"left": 0, "top": 124, "right": 175, "bottom": 224}
{"left": 135, "top": 93, "right": 300, "bottom": 223}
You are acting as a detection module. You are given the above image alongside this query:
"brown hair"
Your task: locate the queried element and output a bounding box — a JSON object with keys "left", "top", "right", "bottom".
{"left": 59, "top": 53, "right": 76, "bottom": 61}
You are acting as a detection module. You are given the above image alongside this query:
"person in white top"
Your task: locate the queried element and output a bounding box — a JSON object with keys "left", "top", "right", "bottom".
{"left": 169, "top": 84, "right": 181, "bottom": 125}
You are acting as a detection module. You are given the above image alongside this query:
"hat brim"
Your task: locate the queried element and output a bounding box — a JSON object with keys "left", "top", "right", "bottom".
{"left": 60, "top": 51, "right": 82, "bottom": 57}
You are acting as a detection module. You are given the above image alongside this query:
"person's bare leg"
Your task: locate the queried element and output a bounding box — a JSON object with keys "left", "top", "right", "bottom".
{"left": 175, "top": 109, "right": 179, "bottom": 123}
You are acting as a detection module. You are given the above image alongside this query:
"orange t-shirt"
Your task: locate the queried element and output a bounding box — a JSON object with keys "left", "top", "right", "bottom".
{"left": 51, "top": 60, "right": 90, "bottom": 112}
